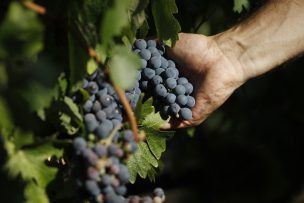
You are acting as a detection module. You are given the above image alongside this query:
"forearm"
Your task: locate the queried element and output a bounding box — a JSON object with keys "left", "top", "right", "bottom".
{"left": 214, "top": 0, "right": 304, "bottom": 80}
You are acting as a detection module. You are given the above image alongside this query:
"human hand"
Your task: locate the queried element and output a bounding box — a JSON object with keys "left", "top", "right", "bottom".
{"left": 161, "top": 33, "right": 246, "bottom": 129}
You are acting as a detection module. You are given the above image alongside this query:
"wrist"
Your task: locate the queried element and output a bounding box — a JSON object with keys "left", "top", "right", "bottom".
{"left": 210, "top": 30, "right": 251, "bottom": 84}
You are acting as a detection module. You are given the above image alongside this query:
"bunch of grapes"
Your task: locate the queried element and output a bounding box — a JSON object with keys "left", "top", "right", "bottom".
{"left": 133, "top": 39, "right": 195, "bottom": 120}
{"left": 73, "top": 70, "right": 165, "bottom": 203}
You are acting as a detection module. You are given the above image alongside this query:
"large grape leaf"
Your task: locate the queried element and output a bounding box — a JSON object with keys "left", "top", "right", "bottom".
{"left": 151, "top": 0, "right": 181, "bottom": 46}
{"left": 127, "top": 99, "right": 174, "bottom": 183}
{"left": 4, "top": 137, "right": 63, "bottom": 203}
{"left": 233, "top": 0, "right": 250, "bottom": 13}
{"left": 100, "top": 0, "right": 129, "bottom": 48}
{"left": 108, "top": 46, "right": 141, "bottom": 90}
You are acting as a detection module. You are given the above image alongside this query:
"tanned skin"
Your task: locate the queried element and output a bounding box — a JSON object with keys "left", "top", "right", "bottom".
{"left": 161, "top": 0, "right": 304, "bottom": 129}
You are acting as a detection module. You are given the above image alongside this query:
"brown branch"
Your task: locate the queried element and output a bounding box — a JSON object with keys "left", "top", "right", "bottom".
{"left": 112, "top": 83, "right": 139, "bottom": 142}
{"left": 88, "top": 48, "right": 140, "bottom": 143}
{"left": 23, "top": 1, "right": 46, "bottom": 15}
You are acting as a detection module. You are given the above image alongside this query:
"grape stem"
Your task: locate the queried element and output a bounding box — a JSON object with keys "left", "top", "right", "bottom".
{"left": 88, "top": 48, "right": 140, "bottom": 143}
{"left": 100, "top": 123, "right": 122, "bottom": 146}
{"left": 23, "top": 1, "right": 46, "bottom": 15}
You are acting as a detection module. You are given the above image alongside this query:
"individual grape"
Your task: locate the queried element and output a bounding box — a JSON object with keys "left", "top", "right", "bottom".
{"left": 166, "top": 93, "right": 176, "bottom": 104}
{"left": 164, "top": 67, "right": 177, "bottom": 79}
{"left": 108, "top": 144, "right": 118, "bottom": 156}
{"left": 160, "top": 57, "right": 168, "bottom": 69}
{"left": 140, "top": 59, "right": 147, "bottom": 69}
{"left": 85, "top": 180, "right": 100, "bottom": 196}
{"left": 87, "top": 167, "right": 99, "bottom": 180}
{"left": 167, "top": 60, "right": 176, "bottom": 68}
{"left": 155, "top": 68, "right": 165, "bottom": 75}
{"left": 96, "top": 110, "right": 107, "bottom": 121}
{"left": 165, "top": 78, "right": 177, "bottom": 89}
{"left": 96, "top": 88, "right": 107, "bottom": 98}
{"left": 140, "top": 81, "right": 149, "bottom": 91}
{"left": 133, "top": 49, "right": 140, "bottom": 54}
{"left": 101, "top": 174, "right": 112, "bottom": 186}
{"left": 92, "top": 101, "right": 102, "bottom": 113}
{"left": 103, "top": 186, "right": 115, "bottom": 195}
{"left": 111, "top": 177, "right": 120, "bottom": 188}
{"left": 135, "top": 39, "right": 147, "bottom": 50}
{"left": 147, "top": 46, "right": 159, "bottom": 55}
{"left": 153, "top": 188, "right": 165, "bottom": 198}
{"left": 184, "top": 83, "right": 193, "bottom": 95}
{"left": 96, "top": 119, "right": 113, "bottom": 139}
{"left": 111, "top": 119, "right": 121, "bottom": 127}
{"left": 177, "top": 77, "right": 188, "bottom": 85}
{"left": 73, "top": 137, "right": 87, "bottom": 154}
{"left": 149, "top": 56, "right": 161, "bottom": 69}
{"left": 180, "top": 108, "right": 192, "bottom": 120}
{"left": 173, "top": 68, "right": 179, "bottom": 79}
{"left": 147, "top": 39, "right": 156, "bottom": 47}
{"left": 139, "top": 49, "right": 151, "bottom": 60}
{"left": 103, "top": 105, "right": 115, "bottom": 118}
{"left": 151, "top": 75, "right": 163, "bottom": 86}
{"left": 89, "top": 94, "right": 96, "bottom": 102}
{"left": 84, "top": 114, "right": 99, "bottom": 132}
{"left": 93, "top": 144, "right": 107, "bottom": 158}
{"left": 142, "top": 68, "right": 155, "bottom": 80}
{"left": 105, "top": 193, "right": 124, "bottom": 203}
{"left": 170, "top": 103, "right": 180, "bottom": 115}
{"left": 160, "top": 105, "right": 170, "bottom": 120}
{"left": 123, "top": 130, "right": 134, "bottom": 142}
{"left": 99, "top": 95, "right": 114, "bottom": 107}
{"left": 83, "top": 100, "right": 93, "bottom": 113}
{"left": 177, "top": 95, "right": 188, "bottom": 106}
{"left": 83, "top": 149, "right": 99, "bottom": 165}
{"left": 127, "top": 196, "right": 140, "bottom": 203}
{"left": 118, "top": 164, "right": 130, "bottom": 184}
{"left": 141, "top": 196, "right": 153, "bottom": 203}
{"left": 106, "top": 85, "right": 116, "bottom": 96}
{"left": 87, "top": 81, "right": 99, "bottom": 94}
{"left": 130, "top": 141, "right": 138, "bottom": 153}
{"left": 115, "top": 185, "right": 127, "bottom": 196}
{"left": 115, "top": 148, "right": 124, "bottom": 158}
{"left": 187, "top": 96, "right": 195, "bottom": 108}
{"left": 174, "top": 85, "right": 186, "bottom": 95}
{"left": 109, "top": 164, "right": 120, "bottom": 174}
{"left": 154, "top": 84, "right": 167, "bottom": 97}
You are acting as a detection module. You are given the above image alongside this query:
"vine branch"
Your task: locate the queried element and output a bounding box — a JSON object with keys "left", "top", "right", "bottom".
{"left": 23, "top": 1, "right": 46, "bottom": 15}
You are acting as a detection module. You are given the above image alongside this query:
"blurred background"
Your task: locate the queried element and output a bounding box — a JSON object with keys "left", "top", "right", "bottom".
{"left": 129, "top": 0, "right": 304, "bottom": 202}
{"left": 1, "top": 0, "right": 304, "bottom": 203}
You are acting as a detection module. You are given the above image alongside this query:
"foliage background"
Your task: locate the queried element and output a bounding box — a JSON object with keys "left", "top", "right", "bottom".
{"left": 1, "top": 0, "right": 304, "bottom": 203}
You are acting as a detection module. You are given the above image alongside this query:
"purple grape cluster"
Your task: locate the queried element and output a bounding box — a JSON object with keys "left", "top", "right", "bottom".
{"left": 132, "top": 39, "right": 195, "bottom": 120}
{"left": 73, "top": 70, "right": 165, "bottom": 203}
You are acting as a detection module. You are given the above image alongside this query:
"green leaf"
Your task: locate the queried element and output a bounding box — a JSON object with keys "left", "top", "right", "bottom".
{"left": 151, "top": 0, "right": 181, "bottom": 46}
{"left": 145, "top": 129, "right": 167, "bottom": 160}
{"left": 100, "top": 0, "right": 129, "bottom": 47}
{"left": 128, "top": 0, "right": 149, "bottom": 34}
{"left": 0, "top": 2, "right": 43, "bottom": 59}
{"left": 108, "top": 46, "right": 141, "bottom": 90}
{"left": 233, "top": 0, "right": 250, "bottom": 13}
{"left": 127, "top": 99, "right": 174, "bottom": 182}
{"left": 25, "top": 181, "right": 50, "bottom": 203}
{"left": 58, "top": 96, "right": 83, "bottom": 135}
{"left": 4, "top": 140, "right": 63, "bottom": 203}
{"left": 137, "top": 97, "right": 154, "bottom": 122}
{"left": 86, "top": 58, "right": 98, "bottom": 75}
